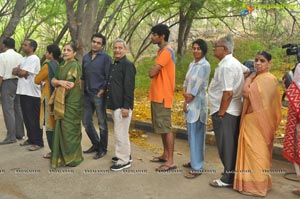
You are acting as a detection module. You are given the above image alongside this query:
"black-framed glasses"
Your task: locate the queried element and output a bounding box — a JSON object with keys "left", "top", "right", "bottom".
{"left": 213, "top": 45, "right": 225, "bottom": 49}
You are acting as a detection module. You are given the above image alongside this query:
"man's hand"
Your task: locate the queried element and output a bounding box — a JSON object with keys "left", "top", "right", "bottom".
{"left": 96, "top": 89, "right": 105, "bottom": 98}
{"left": 149, "top": 64, "right": 162, "bottom": 78}
{"left": 12, "top": 67, "right": 20, "bottom": 76}
{"left": 121, "top": 108, "right": 129, "bottom": 118}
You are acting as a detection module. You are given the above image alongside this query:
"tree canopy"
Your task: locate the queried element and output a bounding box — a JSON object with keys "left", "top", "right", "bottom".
{"left": 0, "top": 0, "right": 300, "bottom": 62}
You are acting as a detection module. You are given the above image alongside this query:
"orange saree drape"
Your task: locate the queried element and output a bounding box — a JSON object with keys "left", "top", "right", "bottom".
{"left": 233, "top": 72, "right": 282, "bottom": 196}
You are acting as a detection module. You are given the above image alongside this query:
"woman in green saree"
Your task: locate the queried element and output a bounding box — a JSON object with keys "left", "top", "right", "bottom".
{"left": 50, "top": 43, "right": 83, "bottom": 168}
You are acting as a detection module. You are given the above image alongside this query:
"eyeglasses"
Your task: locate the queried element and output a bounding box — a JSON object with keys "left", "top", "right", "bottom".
{"left": 213, "top": 45, "right": 225, "bottom": 49}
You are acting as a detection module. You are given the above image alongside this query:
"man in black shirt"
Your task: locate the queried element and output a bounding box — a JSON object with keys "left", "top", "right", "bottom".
{"left": 107, "top": 39, "right": 136, "bottom": 171}
{"left": 82, "top": 33, "right": 112, "bottom": 159}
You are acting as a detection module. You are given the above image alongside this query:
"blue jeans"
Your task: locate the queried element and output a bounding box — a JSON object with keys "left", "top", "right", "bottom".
{"left": 187, "top": 117, "right": 206, "bottom": 171}
{"left": 82, "top": 91, "right": 108, "bottom": 152}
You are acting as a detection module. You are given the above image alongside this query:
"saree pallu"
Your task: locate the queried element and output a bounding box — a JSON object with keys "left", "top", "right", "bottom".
{"left": 51, "top": 61, "right": 83, "bottom": 168}
{"left": 233, "top": 72, "right": 281, "bottom": 196}
{"left": 283, "top": 82, "right": 300, "bottom": 164}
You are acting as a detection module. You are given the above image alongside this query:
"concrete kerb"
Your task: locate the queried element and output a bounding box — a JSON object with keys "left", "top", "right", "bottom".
{"left": 107, "top": 113, "right": 286, "bottom": 162}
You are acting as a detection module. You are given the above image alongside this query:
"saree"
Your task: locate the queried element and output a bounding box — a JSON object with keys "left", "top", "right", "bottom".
{"left": 233, "top": 72, "right": 282, "bottom": 196}
{"left": 51, "top": 60, "right": 83, "bottom": 168}
{"left": 283, "top": 81, "right": 300, "bottom": 164}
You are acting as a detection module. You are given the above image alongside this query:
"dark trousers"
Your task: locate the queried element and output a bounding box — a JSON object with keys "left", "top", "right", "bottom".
{"left": 20, "top": 95, "right": 43, "bottom": 146}
{"left": 82, "top": 91, "right": 108, "bottom": 153}
{"left": 212, "top": 112, "right": 240, "bottom": 184}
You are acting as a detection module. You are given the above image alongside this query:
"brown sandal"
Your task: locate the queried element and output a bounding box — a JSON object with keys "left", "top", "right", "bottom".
{"left": 150, "top": 156, "right": 167, "bottom": 163}
{"left": 184, "top": 170, "right": 202, "bottom": 179}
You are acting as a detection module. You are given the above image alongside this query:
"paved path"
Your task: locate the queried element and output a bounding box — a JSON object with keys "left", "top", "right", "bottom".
{"left": 0, "top": 111, "right": 299, "bottom": 199}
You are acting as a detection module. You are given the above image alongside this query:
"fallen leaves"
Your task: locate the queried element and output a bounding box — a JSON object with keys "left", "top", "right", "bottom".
{"left": 132, "top": 80, "right": 288, "bottom": 145}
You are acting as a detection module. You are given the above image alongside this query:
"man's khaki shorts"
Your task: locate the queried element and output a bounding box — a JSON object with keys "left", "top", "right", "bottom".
{"left": 151, "top": 101, "right": 172, "bottom": 134}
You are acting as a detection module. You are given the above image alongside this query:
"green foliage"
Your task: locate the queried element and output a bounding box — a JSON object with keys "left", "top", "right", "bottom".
{"left": 135, "top": 57, "right": 154, "bottom": 94}
{"left": 135, "top": 39, "right": 293, "bottom": 96}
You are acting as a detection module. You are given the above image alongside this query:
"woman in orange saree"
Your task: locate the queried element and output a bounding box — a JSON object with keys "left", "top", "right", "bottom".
{"left": 233, "top": 51, "right": 282, "bottom": 197}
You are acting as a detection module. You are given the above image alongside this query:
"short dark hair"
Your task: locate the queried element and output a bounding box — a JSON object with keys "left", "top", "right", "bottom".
{"left": 192, "top": 39, "right": 208, "bottom": 56}
{"left": 91, "top": 33, "right": 106, "bottom": 45}
{"left": 47, "top": 44, "right": 61, "bottom": 62}
{"left": 25, "top": 39, "right": 38, "bottom": 52}
{"left": 151, "top": 24, "right": 170, "bottom": 42}
{"left": 3, "top": 37, "right": 15, "bottom": 49}
{"left": 256, "top": 50, "right": 272, "bottom": 61}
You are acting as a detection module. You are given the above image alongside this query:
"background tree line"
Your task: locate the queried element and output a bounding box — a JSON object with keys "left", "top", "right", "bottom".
{"left": 0, "top": 0, "right": 300, "bottom": 65}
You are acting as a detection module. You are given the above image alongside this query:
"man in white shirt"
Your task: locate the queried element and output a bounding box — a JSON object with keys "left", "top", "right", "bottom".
{"left": 12, "top": 39, "right": 43, "bottom": 151}
{"left": 0, "top": 38, "right": 24, "bottom": 144}
{"left": 208, "top": 36, "right": 244, "bottom": 187}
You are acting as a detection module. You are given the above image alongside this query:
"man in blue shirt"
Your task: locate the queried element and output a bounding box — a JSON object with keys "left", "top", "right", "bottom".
{"left": 82, "top": 33, "right": 112, "bottom": 159}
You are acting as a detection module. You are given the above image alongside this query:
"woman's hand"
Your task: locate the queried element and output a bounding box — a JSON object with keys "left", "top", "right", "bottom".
{"left": 183, "top": 101, "right": 188, "bottom": 113}
{"left": 59, "top": 80, "right": 74, "bottom": 90}
{"left": 242, "top": 72, "right": 257, "bottom": 98}
{"left": 183, "top": 93, "right": 194, "bottom": 103}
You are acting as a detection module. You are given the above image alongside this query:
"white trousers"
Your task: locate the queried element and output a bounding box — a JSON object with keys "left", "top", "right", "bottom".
{"left": 112, "top": 108, "right": 132, "bottom": 165}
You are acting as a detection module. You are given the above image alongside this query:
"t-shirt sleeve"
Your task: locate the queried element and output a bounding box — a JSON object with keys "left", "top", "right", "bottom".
{"left": 22, "top": 56, "right": 40, "bottom": 74}
{"left": 156, "top": 49, "right": 172, "bottom": 68}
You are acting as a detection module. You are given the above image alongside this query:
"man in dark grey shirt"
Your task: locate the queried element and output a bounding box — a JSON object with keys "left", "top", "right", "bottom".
{"left": 82, "top": 33, "right": 112, "bottom": 159}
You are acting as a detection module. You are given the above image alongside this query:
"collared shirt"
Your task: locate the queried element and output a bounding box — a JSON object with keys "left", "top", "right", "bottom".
{"left": 0, "top": 49, "right": 23, "bottom": 80}
{"left": 183, "top": 57, "right": 210, "bottom": 123}
{"left": 82, "top": 50, "right": 112, "bottom": 94}
{"left": 16, "top": 54, "right": 41, "bottom": 97}
{"left": 106, "top": 56, "right": 136, "bottom": 110}
{"left": 208, "top": 54, "right": 244, "bottom": 116}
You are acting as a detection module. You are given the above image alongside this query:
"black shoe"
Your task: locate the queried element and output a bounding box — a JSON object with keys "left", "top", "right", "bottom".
{"left": 93, "top": 151, "right": 107, "bottom": 159}
{"left": 0, "top": 139, "right": 17, "bottom": 145}
{"left": 112, "top": 155, "right": 132, "bottom": 163}
{"left": 110, "top": 162, "right": 131, "bottom": 171}
{"left": 83, "top": 145, "right": 98, "bottom": 153}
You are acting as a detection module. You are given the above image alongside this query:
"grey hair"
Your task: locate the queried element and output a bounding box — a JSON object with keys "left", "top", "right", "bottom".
{"left": 113, "top": 38, "right": 126, "bottom": 48}
{"left": 219, "top": 36, "right": 234, "bottom": 53}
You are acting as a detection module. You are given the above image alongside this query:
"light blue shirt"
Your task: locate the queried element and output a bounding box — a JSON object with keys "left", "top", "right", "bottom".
{"left": 183, "top": 57, "right": 210, "bottom": 123}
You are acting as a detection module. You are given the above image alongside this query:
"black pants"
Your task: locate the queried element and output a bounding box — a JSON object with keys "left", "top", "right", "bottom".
{"left": 212, "top": 112, "right": 240, "bottom": 184}
{"left": 20, "top": 95, "right": 43, "bottom": 146}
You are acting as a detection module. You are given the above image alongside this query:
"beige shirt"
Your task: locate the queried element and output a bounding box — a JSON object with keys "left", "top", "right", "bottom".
{"left": 0, "top": 49, "right": 23, "bottom": 80}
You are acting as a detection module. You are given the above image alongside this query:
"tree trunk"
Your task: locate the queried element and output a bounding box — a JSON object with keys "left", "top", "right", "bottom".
{"left": 0, "top": 0, "right": 27, "bottom": 44}
{"left": 177, "top": 0, "right": 206, "bottom": 56}
{"left": 65, "top": 0, "right": 99, "bottom": 62}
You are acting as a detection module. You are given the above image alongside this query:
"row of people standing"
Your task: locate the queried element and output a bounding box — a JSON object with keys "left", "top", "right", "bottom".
{"left": 0, "top": 35, "right": 136, "bottom": 171}
{"left": 0, "top": 26, "right": 284, "bottom": 196}
{"left": 145, "top": 26, "right": 281, "bottom": 197}
{"left": 179, "top": 36, "right": 281, "bottom": 197}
